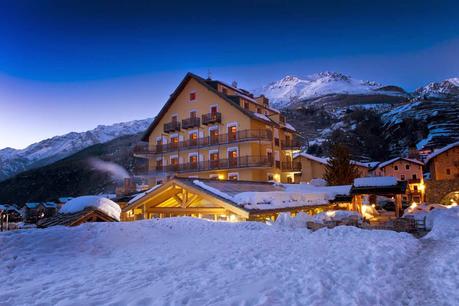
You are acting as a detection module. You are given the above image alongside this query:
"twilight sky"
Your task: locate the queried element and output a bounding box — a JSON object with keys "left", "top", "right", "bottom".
{"left": 1, "top": 0, "right": 458, "bottom": 149}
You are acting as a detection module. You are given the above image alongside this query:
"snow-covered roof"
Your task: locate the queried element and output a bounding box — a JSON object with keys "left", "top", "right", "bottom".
{"left": 60, "top": 196, "right": 121, "bottom": 221}
{"left": 58, "top": 197, "right": 74, "bottom": 203}
{"left": 293, "top": 152, "right": 329, "bottom": 165}
{"left": 353, "top": 176, "right": 398, "bottom": 188}
{"left": 25, "top": 203, "right": 40, "bottom": 209}
{"left": 192, "top": 180, "right": 351, "bottom": 211}
{"left": 425, "top": 141, "right": 459, "bottom": 164}
{"left": 43, "top": 202, "right": 57, "bottom": 208}
{"left": 128, "top": 184, "right": 163, "bottom": 204}
{"left": 376, "top": 157, "right": 423, "bottom": 169}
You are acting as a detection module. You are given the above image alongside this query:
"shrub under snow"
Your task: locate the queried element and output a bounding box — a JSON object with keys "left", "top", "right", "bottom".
{"left": 60, "top": 196, "right": 121, "bottom": 221}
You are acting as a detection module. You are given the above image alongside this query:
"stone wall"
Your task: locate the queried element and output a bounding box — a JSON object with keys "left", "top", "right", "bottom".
{"left": 425, "top": 179, "right": 459, "bottom": 203}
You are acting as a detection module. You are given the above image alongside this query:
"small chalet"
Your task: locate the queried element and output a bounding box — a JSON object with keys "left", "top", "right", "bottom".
{"left": 122, "top": 177, "right": 352, "bottom": 222}
{"left": 38, "top": 196, "right": 121, "bottom": 228}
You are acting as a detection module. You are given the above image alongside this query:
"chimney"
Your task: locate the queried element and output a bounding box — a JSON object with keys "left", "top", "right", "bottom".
{"left": 231, "top": 81, "right": 238, "bottom": 88}
{"left": 256, "top": 95, "right": 269, "bottom": 106}
{"left": 116, "top": 178, "right": 136, "bottom": 196}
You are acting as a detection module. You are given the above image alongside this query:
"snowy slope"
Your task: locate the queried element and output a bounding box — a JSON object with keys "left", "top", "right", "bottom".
{"left": 0, "top": 118, "right": 153, "bottom": 181}
{"left": 253, "top": 72, "right": 408, "bottom": 108}
{"left": 1, "top": 217, "right": 458, "bottom": 305}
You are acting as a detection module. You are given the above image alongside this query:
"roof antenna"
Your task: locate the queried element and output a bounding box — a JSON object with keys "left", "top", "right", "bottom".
{"left": 207, "top": 69, "right": 212, "bottom": 80}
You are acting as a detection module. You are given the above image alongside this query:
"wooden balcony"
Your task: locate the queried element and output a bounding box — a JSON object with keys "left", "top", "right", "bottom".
{"left": 164, "top": 121, "right": 181, "bottom": 133}
{"left": 280, "top": 138, "right": 303, "bottom": 150}
{"left": 202, "top": 112, "right": 222, "bottom": 125}
{"left": 182, "top": 117, "right": 200, "bottom": 129}
{"left": 280, "top": 161, "right": 302, "bottom": 172}
{"left": 133, "top": 129, "right": 273, "bottom": 157}
{"left": 147, "top": 155, "right": 273, "bottom": 174}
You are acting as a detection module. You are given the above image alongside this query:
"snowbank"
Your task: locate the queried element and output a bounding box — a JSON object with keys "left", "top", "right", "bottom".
{"left": 274, "top": 212, "right": 314, "bottom": 228}
{"left": 313, "top": 210, "right": 362, "bottom": 224}
{"left": 425, "top": 206, "right": 459, "bottom": 239}
{"left": 60, "top": 196, "right": 121, "bottom": 221}
{"left": 1, "top": 217, "right": 432, "bottom": 306}
{"left": 354, "top": 176, "right": 397, "bottom": 187}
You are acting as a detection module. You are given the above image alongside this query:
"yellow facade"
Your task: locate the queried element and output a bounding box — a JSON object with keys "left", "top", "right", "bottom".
{"left": 136, "top": 73, "right": 301, "bottom": 185}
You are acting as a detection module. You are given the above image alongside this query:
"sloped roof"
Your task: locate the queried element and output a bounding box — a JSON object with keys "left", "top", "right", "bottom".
{"left": 376, "top": 157, "right": 424, "bottom": 169}
{"left": 293, "top": 152, "right": 329, "bottom": 164}
{"left": 141, "top": 73, "right": 290, "bottom": 141}
{"left": 425, "top": 141, "right": 459, "bottom": 164}
{"left": 37, "top": 208, "right": 118, "bottom": 228}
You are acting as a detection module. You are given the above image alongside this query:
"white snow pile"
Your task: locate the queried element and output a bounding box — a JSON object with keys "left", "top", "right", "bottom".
{"left": 309, "top": 178, "right": 327, "bottom": 186}
{"left": 313, "top": 210, "right": 362, "bottom": 224}
{"left": 60, "top": 196, "right": 121, "bottom": 221}
{"left": 6, "top": 217, "right": 453, "bottom": 305}
{"left": 274, "top": 212, "right": 315, "bottom": 228}
{"left": 425, "top": 206, "right": 459, "bottom": 240}
{"left": 354, "top": 176, "right": 397, "bottom": 187}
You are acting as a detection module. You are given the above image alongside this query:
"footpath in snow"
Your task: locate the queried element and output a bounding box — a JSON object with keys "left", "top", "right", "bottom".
{"left": 1, "top": 209, "right": 459, "bottom": 306}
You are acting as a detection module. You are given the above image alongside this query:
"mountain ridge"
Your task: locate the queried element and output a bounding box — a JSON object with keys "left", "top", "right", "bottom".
{"left": 0, "top": 118, "right": 153, "bottom": 181}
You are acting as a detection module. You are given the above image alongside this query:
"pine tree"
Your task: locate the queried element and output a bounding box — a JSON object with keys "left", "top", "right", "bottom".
{"left": 324, "top": 143, "right": 360, "bottom": 185}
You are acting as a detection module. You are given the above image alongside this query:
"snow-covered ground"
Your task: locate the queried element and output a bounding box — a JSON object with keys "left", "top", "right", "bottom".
{"left": 1, "top": 213, "right": 458, "bottom": 305}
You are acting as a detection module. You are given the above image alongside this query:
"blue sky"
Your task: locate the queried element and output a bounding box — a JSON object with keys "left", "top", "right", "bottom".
{"left": 1, "top": 0, "right": 458, "bottom": 149}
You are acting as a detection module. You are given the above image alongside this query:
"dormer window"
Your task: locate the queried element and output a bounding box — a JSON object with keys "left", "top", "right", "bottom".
{"left": 190, "top": 92, "right": 196, "bottom": 102}
{"left": 394, "top": 165, "right": 398, "bottom": 171}
{"left": 406, "top": 165, "right": 410, "bottom": 170}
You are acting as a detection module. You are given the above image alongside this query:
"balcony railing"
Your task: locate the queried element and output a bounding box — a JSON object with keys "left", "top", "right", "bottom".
{"left": 182, "top": 117, "right": 200, "bottom": 129}
{"left": 133, "top": 129, "right": 273, "bottom": 157}
{"left": 408, "top": 178, "right": 421, "bottom": 184}
{"left": 280, "top": 138, "right": 303, "bottom": 150}
{"left": 202, "top": 112, "right": 222, "bottom": 125}
{"left": 145, "top": 155, "right": 273, "bottom": 174}
{"left": 164, "top": 121, "right": 181, "bottom": 133}
{"left": 280, "top": 161, "right": 302, "bottom": 172}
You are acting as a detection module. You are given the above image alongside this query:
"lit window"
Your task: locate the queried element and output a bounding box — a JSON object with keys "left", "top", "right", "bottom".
{"left": 228, "top": 173, "right": 239, "bottom": 180}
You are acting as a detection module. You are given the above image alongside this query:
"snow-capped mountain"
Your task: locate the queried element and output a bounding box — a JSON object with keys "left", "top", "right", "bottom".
{"left": 0, "top": 118, "right": 153, "bottom": 181}
{"left": 414, "top": 78, "right": 459, "bottom": 99}
{"left": 253, "top": 72, "right": 408, "bottom": 109}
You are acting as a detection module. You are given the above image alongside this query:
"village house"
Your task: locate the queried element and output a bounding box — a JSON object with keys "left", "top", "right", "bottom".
{"left": 22, "top": 202, "right": 58, "bottom": 223}
{"left": 371, "top": 157, "right": 424, "bottom": 203}
{"left": 424, "top": 141, "right": 459, "bottom": 204}
{"left": 134, "top": 73, "right": 303, "bottom": 185}
{"left": 425, "top": 141, "right": 459, "bottom": 181}
{"left": 293, "top": 152, "right": 375, "bottom": 183}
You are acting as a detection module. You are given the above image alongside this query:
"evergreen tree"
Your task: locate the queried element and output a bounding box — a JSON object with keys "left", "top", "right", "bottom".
{"left": 324, "top": 143, "right": 360, "bottom": 185}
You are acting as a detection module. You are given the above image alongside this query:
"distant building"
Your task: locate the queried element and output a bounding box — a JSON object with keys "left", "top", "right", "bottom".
{"left": 370, "top": 157, "right": 424, "bottom": 203}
